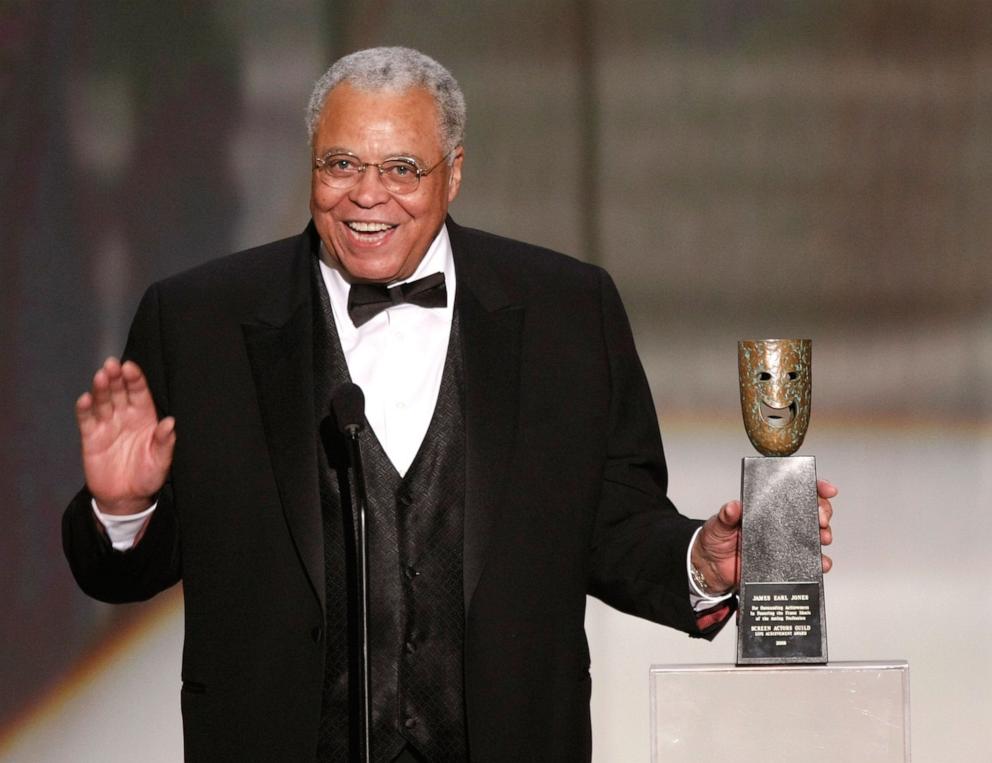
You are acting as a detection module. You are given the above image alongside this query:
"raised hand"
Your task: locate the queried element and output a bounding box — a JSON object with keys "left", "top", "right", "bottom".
{"left": 75, "top": 357, "right": 175, "bottom": 515}
{"left": 691, "top": 480, "right": 837, "bottom": 595}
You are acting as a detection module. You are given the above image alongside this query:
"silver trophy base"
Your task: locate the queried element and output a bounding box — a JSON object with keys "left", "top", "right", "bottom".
{"left": 737, "top": 456, "right": 827, "bottom": 665}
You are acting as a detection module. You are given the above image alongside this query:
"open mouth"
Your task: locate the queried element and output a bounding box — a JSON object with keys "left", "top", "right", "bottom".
{"left": 345, "top": 221, "right": 398, "bottom": 241}
{"left": 759, "top": 400, "right": 797, "bottom": 428}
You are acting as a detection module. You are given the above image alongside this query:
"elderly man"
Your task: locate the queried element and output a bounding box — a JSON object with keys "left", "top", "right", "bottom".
{"left": 64, "top": 48, "right": 835, "bottom": 762}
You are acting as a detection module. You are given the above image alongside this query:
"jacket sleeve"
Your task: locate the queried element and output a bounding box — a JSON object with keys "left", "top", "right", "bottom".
{"left": 62, "top": 283, "right": 182, "bottom": 603}
{"left": 586, "top": 269, "right": 731, "bottom": 640}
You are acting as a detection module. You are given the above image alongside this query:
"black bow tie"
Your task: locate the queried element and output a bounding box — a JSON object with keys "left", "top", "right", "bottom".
{"left": 347, "top": 272, "right": 447, "bottom": 327}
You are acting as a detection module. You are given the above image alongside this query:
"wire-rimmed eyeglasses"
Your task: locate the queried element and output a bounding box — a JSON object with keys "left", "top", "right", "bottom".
{"left": 313, "top": 149, "right": 454, "bottom": 195}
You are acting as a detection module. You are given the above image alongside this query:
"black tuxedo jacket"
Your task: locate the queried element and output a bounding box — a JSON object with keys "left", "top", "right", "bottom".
{"left": 64, "top": 218, "right": 720, "bottom": 761}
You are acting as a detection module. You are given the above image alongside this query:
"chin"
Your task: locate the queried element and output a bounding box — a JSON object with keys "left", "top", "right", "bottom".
{"left": 339, "top": 256, "right": 410, "bottom": 284}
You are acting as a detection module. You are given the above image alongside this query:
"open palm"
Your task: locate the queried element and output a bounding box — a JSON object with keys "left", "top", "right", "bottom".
{"left": 75, "top": 358, "right": 175, "bottom": 515}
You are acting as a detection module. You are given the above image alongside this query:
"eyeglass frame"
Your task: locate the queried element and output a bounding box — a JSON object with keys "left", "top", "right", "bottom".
{"left": 313, "top": 148, "right": 455, "bottom": 195}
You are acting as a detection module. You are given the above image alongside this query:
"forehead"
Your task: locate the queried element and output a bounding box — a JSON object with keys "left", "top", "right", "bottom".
{"left": 313, "top": 82, "right": 443, "bottom": 158}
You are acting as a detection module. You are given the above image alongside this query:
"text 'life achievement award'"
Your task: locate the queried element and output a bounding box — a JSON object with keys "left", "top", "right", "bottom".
{"left": 736, "top": 339, "right": 827, "bottom": 665}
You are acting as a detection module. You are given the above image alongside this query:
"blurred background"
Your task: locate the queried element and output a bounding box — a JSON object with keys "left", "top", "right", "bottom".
{"left": 1, "top": 1, "right": 989, "bottom": 760}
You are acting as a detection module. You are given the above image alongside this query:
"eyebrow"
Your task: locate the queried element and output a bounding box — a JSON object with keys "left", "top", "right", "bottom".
{"left": 318, "top": 147, "right": 427, "bottom": 164}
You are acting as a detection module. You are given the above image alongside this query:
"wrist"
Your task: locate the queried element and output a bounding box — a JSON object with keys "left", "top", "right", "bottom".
{"left": 690, "top": 541, "right": 734, "bottom": 597}
{"left": 91, "top": 495, "right": 155, "bottom": 516}
{"left": 690, "top": 560, "right": 716, "bottom": 596}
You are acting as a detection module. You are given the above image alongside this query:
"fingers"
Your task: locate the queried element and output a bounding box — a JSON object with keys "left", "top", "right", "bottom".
{"left": 816, "top": 479, "right": 838, "bottom": 499}
{"left": 75, "top": 391, "right": 96, "bottom": 435}
{"left": 818, "top": 496, "right": 833, "bottom": 522}
{"left": 108, "top": 358, "right": 127, "bottom": 411}
{"left": 816, "top": 482, "right": 837, "bottom": 572}
{"left": 90, "top": 361, "right": 115, "bottom": 421}
{"left": 80, "top": 358, "right": 156, "bottom": 421}
{"left": 820, "top": 525, "right": 832, "bottom": 546}
{"left": 818, "top": 498, "right": 833, "bottom": 526}
{"left": 121, "top": 360, "right": 155, "bottom": 409}
{"left": 817, "top": 483, "right": 835, "bottom": 547}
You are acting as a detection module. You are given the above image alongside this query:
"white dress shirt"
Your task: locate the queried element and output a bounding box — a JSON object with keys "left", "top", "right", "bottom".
{"left": 318, "top": 225, "right": 456, "bottom": 477}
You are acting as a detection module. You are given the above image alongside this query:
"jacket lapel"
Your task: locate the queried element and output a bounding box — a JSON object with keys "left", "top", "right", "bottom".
{"left": 450, "top": 220, "right": 524, "bottom": 614}
{"left": 242, "top": 228, "right": 325, "bottom": 613}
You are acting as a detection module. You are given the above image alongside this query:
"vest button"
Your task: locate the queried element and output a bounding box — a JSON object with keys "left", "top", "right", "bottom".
{"left": 404, "top": 718, "right": 417, "bottom": 729}
{"left": 404, "top": 566, "right": 419, "bottom": 580}
{"left": 405, "top": 640, "right": 417, "bottom": 654}
{"left": 310, "top": 626, "right": 323, "bottom": 643}
{"left": 397, "top": 492, "right": 412, "bottom": 507}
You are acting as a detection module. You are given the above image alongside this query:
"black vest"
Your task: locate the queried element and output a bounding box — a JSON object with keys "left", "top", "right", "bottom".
{"left": 312, "top": 262, "right": 468, "bottom": 762}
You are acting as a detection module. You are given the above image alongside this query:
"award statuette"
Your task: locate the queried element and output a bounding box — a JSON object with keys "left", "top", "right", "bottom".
{"left": 736, "top": 339, "right": 827, "bottom": 665}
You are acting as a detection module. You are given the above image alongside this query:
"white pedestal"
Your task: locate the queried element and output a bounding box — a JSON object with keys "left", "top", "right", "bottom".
{"left": 650, "top": 661, "right": 910, "bottom": 762}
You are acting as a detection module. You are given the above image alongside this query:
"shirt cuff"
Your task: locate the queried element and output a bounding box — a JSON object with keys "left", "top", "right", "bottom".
{"left": 91, "top": 500, "right": 157, "bottom": 551}
{"left": 687, "top": 526, "right": 734, "bottom": 613}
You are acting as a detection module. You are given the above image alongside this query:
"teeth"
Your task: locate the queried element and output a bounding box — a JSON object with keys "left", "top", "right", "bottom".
{"left": 347, "top": 221, "right": 394, "bottom": 233}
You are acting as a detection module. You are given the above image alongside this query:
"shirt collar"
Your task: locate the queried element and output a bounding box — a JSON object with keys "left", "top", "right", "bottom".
{"left": 318, "top": 224, "right": 456, "bottom": 333}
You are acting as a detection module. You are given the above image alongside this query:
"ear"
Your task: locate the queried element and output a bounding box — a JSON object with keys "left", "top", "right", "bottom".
{"left": 446, "top": 147, "right": 464, "bottom": 203}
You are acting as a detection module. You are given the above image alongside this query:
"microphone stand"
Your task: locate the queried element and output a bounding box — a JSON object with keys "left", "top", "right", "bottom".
{"left": 330, "top": 382, "right": 372, "bottom": 762}
{"left": 342, "top": 424, "right": 372, "bottom": 763}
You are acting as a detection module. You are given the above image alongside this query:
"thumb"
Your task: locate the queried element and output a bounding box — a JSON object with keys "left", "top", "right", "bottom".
{"left": 714, "top": 499, "right": 742, "bottom": 535}
{"left": 151, "top": 417, "right": 177, "bottom": 460}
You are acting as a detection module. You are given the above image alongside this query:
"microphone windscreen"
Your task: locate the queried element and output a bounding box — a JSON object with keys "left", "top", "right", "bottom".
{"left": 331, "top": 383, "right": 366, "bottom": 435}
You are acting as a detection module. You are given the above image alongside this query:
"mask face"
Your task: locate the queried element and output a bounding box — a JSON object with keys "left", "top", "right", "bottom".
{"left": 738, "top": 339, "right": 812, "bottom": 456}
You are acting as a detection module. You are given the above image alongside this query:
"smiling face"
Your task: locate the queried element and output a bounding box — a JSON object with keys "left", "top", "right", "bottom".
{"left": 309, "top": 82, "right": 463, "bottom": 283}
{"left": 738, "top": 339, "right": 812, "bottom": 456}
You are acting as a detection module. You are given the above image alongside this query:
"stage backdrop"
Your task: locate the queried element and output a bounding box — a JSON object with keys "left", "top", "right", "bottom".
{"left": 2, "top": 1, "right": 989, "bottom": 760}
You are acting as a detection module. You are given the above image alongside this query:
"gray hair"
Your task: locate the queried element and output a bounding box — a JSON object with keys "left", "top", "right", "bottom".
{"left": 306, "top": 47, "right": 466, "bottom": 156}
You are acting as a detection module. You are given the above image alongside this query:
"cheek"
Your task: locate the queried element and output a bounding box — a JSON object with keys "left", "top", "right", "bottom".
{"left": 392, "top": 194, "right": 432, "bottom": 222}
{"left": 402, "top": 183, "right": 452, "bottom": 223}
{"left": 311, "top": 183, "right": 345, "bottom": 215}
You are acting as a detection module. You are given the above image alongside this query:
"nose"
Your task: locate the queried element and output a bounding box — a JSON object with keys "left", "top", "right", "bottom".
{"left": 349, "top": 165, "right": 391, "bottom": 207}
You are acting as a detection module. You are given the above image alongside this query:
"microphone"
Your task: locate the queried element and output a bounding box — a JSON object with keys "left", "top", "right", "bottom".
{"left": 331, "top": 382, "right": 366, "bottom": 436}
{"left": 328, "top": 382, "right": 372, "bottom": 763}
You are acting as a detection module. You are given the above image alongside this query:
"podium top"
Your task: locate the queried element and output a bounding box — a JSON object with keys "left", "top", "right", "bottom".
{"left": 650, "top": 659, "right": 908, "bottom": 674}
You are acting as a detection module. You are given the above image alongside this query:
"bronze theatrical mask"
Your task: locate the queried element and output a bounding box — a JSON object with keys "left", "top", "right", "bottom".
{"left": 738, "top": 339, "right": 812, "bottom": 457}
